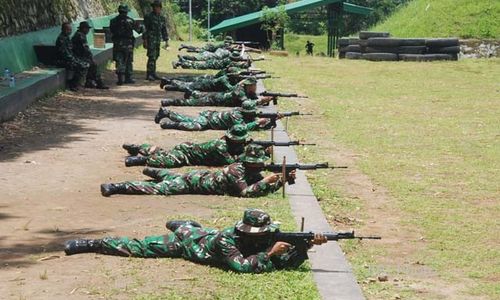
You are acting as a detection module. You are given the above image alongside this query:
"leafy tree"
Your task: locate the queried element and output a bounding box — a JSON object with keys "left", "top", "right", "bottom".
{"left": 260, "top": 5, "right": 290, "bottom": 49}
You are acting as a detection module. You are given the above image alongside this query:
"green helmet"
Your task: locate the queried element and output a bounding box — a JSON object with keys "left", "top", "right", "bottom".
{"left": 118, "top": 4, "right": 130, "bottom": 13}
{"left": 240, "top": 100, "right": 256, "bottom": 114}
{"left": 239, "top": 144, "right": 268, "bottom": 164}
{"left": 235, "top": 209, "right": 280, "bottom": 234}
{"left": 240, "top": 77, "right": 257, "bottom": 86}
{"left": 225, "top": 124, "right": 249, "bottom": 141}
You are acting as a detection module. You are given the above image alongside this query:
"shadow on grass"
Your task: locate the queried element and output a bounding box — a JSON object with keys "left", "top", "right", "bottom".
{"left": 0, "top": 227, "right": 110, "bottom": 269}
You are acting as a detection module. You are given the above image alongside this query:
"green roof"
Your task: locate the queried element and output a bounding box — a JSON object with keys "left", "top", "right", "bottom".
{"left": 210, "top": 0, "right": 372, "bottom": 34}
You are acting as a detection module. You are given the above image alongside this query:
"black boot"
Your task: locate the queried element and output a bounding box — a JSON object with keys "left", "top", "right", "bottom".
{"left": 142, "top": 167, "right": 167, "bottom": 180}
{"left": 160, "top": 119, "right": 179, "bottom": 130}
{"left": 172, "top": 61, "right": 179, "bottom": 69}
{"left": 84, "top": 80, "right": 97, "bottom": 88}
{"left": 124, "top": 76, "right": 135, "bottom": 84}
{"left": 165, "top": 220, "right": 202, "bottom": 232}
{"left": 163, "top": 84, "right": 181, "bottom": 92}
{"left": 122, "top": 143, "right": 141, "bottom": 156}
{"left": 96, "top": 79, "right": 109, "bottom": 90}
{"left": 146, "top": 72, "right": 156, "bottom": 81}
{"left": 183, "top": 91, "right": 192, "bottom": 99}
{"left": 117, "top": 73, "right": 125, "bottom": 86}
{"left": 152, "top": 73, "right": 162, "bottom": 80}
{"left": 100, "top": 183, "right": 128, "bottom": 197}
{"left": 64, "top": 239, "right": 102, "bottom": 255}
{"left": 160, "top": 78, "right": 172, "bottom": 89}
{"left": 125, "top": 156, "right": 148, "bottom": 167}
{"left": 161, "top": 99, "right": 177, "bottom": 107}
{"left": 154, "top": 107, "right": 170, "bottom": 124}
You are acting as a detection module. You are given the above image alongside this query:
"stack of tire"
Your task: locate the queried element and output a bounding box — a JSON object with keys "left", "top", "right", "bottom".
{"left": 339, "top": 31, "right": 459, "bottom": 61}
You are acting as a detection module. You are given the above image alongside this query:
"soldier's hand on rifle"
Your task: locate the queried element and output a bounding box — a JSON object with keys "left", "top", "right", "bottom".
{"left": 311, "top": 233, "right": 328, "bottom": 245}
{"left": 257, "top": 118, "right": 270, "bottom": 126}
{"left": 267, "top": 241, "right": 291, "bottom": 256}
{"left": 288, "top": 169, "right": 297, "bottom": 181}
{"left": 276, "top": 113, "right": 284, "bottom": 120}
{"left": 265, "top": 146, "right": 273, "bottom": 155}
{"left": 260, "top": 96, "right": 274, "bottom": 104}
{"left": 264, "top": 173, "right": 280, "bottom": 184}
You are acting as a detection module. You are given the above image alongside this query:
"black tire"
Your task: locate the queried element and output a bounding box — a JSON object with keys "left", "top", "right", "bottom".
{"left": 338, "top": 38, "right": 349, "bottom": 47}
{"left": 362, "top": 53, "right": 399, "bottom": 61}
{"left": 358, "top": 39, "right": 369, "bottom": 47}
{"left": 367, "top": 38, "right": 402, "bottom": 47}
{"left": 365, "top": 46, "right": 399, "bottom": 54}
{"left": 339, "top": 46, "right": 349, "bottom": 53}
{"left": 427, "top": 46, "right": 460, "bottom": 54}
{"left": 399, "top": 54, "right": 453, "bottom": 62}
{"left": 399, "top": 39, "right": 426, "bottom": 46}
{"left": 348, "top": 38, "right": 360, "bottom": 45}
{"left": 398, "top": 46, "right": 427, "bottom": 54}
{"left": 345, "top": 45, "right": 361, "bottom": 52}
{"left": 346, "top": 52, "right": 362, "bottom": 60}
{"left": 339, "top": 52, "right": 346, "bottom": 59}
{"left": 359, "top": 31, "right": 390, "bottom": 39}
{"left": 425, "top": 38, "right": 459, "bottom": 47}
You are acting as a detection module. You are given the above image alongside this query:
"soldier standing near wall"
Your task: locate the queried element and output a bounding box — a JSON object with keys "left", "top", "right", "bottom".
{"left": 110, "top": 4, "right": 143, "bottom": 85}
{"left": 144, "top": 0, "right": 169, "bottom": 81}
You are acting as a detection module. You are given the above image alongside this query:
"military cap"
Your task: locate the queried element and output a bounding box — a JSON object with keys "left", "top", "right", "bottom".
{"left": 240, "top": 77, "right": 257, "bottom": 86}
{"left": 239, "top": 144, "right": 268, "bottom": 164}
{"left": 240, "top": 100, "right": 256, "bottom": 114}
{"left": 225, "top": 124, "right": 249, "bottom": 141}
{"left": 235, "top": 209, "right": 279, "bottom": 234}
{"left": 78, "top": 21, "right": 92, "bottom": 29}
{"left": 151, "top": 0, "right": 163, "bottom": 7}
{"left": 118, "top": 4, "right": 130, "bottom": 13}
{"left": 225, "top": 36, "right": 234, "bottom": 42}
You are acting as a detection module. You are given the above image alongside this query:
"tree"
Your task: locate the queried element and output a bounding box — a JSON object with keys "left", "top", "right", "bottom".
{"left": 260, "top": 5, "right": 290, "bottom": 49}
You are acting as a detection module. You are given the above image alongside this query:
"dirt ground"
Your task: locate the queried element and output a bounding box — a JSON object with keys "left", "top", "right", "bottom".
{"left": 0, "top": 71, "right": 234, "bottom": 299}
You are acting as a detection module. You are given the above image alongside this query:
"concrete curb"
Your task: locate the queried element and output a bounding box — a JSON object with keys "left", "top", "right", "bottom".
{"left": 257, "top": 81, "right": 365, "bottom": 300}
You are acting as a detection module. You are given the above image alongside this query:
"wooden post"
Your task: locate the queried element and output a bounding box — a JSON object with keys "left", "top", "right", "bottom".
{"left": 282, "top": 156, "right": 286, "bottom": 198}
{"left": 301, "top": 217, "right": 305, "bottom": 232}
{"left": 271, "top": 128, "right": 275, "bottom": 162}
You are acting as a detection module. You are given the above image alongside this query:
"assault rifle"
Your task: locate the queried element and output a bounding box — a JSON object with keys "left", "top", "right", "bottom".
{"left": 239, "top": 74, "right": 278, "bottom": 80}
{"left": 251, "top": 140, "right": 316, "bottom": 148}
{"left": 260, "top": 91, "right": 308, "bottom": 105}
{"left": 256, "top": 111, "right": 312, "bottom": 127}
{"left": 263, "top": 162, "right": 347, "bottom": 184}
{"left": 233, "top": 41, "right": 260, "bottom": 45}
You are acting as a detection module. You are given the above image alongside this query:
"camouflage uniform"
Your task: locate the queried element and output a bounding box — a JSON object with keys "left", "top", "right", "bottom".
{"left": 179, "top": 48, "right": 231, "bottom": 61}
{"left": 110, "top": 5, "right": 142, "bottom": 84}
{"left": 144, "top": 3, "right": 168, "bottom": 78}
{"left": 71, "top": 22, "right": 106, "bottom": 88}
{"left": 175, "top": 57, "right": 250, "bottom": 70}
{"left": 166, "top": 76, "right": 235, "bottom": 94}
{"left": 64, "top": 209, "right": 308, "bottom": 273}
{"left": 55, "top": 30, "right": 89, "bottom": 90}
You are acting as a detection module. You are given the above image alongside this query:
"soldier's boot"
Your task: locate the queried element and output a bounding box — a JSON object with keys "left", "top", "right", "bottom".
{"left": 154, "top": 107, "right": 170, "bottom": 124}
{"left": 161, "top": 99, "right": 177, "bottom": 107}
{"left": 165, "top": 220, "right": 202, "bottom": 232}
{"left": 142, "top": 167, "right": 166, "bottom": 180}
{"left": 96, "top": 78, "right": 109, "bottom": 90}
{"left": 160, "top": 78, "right": 172, "bottom": 89}
{"left": 125, "top": 156, "right": 148, "bottom": 167}
{"left": 124, "top": 76, "right": 136, "bottom": 84}
{"left": 178, "top": 44, "right": 187, "bottom": 51}
{"left": 122, "top": 143, "right": 141, "bottom": 156}
{"left": 183, "top": 91, "right": 193, "bottom": 99}
{"left": 117, "top": 73, "right": 125, "bottom": 86}
{"left": 152, "top": 73, "right": 162, "bottom": 80}
{"left": 84, "top": 80, "right": 97, "bottom": 88}
{"left": 163, "top": 84, "right": 182, "bottom": 92}
{"left": 146, "top": 72, "right": 156, "bottom": 81}
{"left": 160, "top": 119, "right": 179, "bottom": 130}
{"left": 64, "top": 239, "right": 103, "bottom": 255}
{"left": 172, "top": 61, "right": 179, "bottom": 69}
{"left": 100, "top": 183, "right": 129, "bottom": 197}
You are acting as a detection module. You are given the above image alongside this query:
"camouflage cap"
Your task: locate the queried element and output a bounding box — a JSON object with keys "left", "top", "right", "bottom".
{"left": 235, "top": 209, "right": 279, "bottom": 234}
{"left": 240, "top": 100, "right": 256, "bottom": 114}
{"left": 225, "top": 124, "right": 249, "bottom": 141}
{"left": 240, "top": 77, "right": 257, "bottom": 86}
{"left": 239, "top": 144, "right": 268, "bottom": 164}
{"left": 118, "top": 4, "right": 130, "bottom": 13}
{"left": 151, "top": 0, "right": 163, "bottom": 7}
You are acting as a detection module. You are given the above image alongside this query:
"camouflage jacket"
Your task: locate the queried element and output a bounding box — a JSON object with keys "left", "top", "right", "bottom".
{"left": 197, "top": 48, "right": 231, "bottom": 60}
{"left": 192, "top": 84, "right": 258, "bottom": 106}
{"left": 55, "top": 32, "right": 76, "bottom": 62}
{"left": 200, "top": 42, "right": 227, "bottom": 53}
{"left": 180, "top": 162, "right": 281, "bottom": 197}
{"left": 71, "top": 31, "right": 92, "bottom": 60}
{"left": 169, "top": 224, "right": 307, "bottom": 273}
{"left": 200, "top": 108, "right": 266, "bottom": 131}
{"left": 144, "top": 11, "right": 168, "bottom": 45}
{"left": 110, "top": 15, "right": 141, "bottom": 51}
{"left": 168, "top": 138, "right": 239, "bottom": 166}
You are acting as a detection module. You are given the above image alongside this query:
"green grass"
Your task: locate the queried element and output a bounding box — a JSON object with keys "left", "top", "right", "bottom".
{"left": 258, "top": 56, "right": 500, "bottom": 298}
{"left": 111, "top": 42, "right": 320, "bottom": 299}
{"left": 372, "top": 0, "right": 500, "bottom": 38}
{"left": 284, "top": 33, "right": 328, "bottom": 56}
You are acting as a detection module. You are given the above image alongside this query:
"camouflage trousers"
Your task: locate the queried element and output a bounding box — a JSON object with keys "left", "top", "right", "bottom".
{"left": 114, "top": 50, "right": 134, "bottom": 77}
{"left": 84, "top": 59, "right": 104, "bottom": 85}
{"left": 147, "top": 42, "right": 161, "bottom": 74}
{"left": 100, "top": 234, "right": 182, "bottom": 258}
{"left": 164, "top": 94, "right": 228, "bottom": 107}
{"left": 164, "top": 111, "right": 211, "bottom": 131}
{"left": 177, "top": 59, "right": 231, "bottom": 70}
{"left": 138, "top": 143, "right": 202, "bottom": 168}
{"left": 57, "top": 58, "right": 89, "bottom": 87}
{"left": 168, "top": 77, "right": 233, "bottom": 94}
{"left": 124, "top": 169, "right": 192, "bottom": 195}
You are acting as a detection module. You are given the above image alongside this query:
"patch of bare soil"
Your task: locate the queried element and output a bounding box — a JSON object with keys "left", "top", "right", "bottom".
{"left": 0, "top": 71, "right": 231, "bottom": 299}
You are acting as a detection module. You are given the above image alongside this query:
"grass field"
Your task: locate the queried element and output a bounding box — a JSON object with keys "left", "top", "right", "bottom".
{"left": 372, "top": 0, "right": 500, "bottom": 38}
{"left": 258, "top": 56, "right": 500, "bottom": 298}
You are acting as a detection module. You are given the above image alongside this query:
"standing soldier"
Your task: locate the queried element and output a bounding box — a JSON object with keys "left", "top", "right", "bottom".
{"left": 110, "top": 4, "right": 143, "bottom": 85}
{"left": 55, "top": 22, "right": 89, "bottom": 92}
{"left": 144, "top": 0, "right": 169, "bottom": 81}
{"left": 71, "top": 21, "right": 109, "bottom": 89}
{"left": 305, "top": 40, "right": 315, "bottom": 56}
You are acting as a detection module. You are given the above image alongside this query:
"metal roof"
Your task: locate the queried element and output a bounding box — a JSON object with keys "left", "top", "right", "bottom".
{"left": 209, "top": 0, "right": 372, "bottom": 34}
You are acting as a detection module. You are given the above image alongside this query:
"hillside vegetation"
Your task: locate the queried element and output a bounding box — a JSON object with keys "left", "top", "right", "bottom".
{"left": 371, "top": 0, "right": 500, "bottom": 38}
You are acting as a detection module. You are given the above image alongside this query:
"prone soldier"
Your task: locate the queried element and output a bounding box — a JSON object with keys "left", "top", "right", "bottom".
{"left": 144, "top": 0, "right": 168, "bottom": 81}
{"left": 71, "top": 21, "right": 109, "bottom": 89}
{"left": 55, "top": 22, "right": 89, "bottom": 92}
